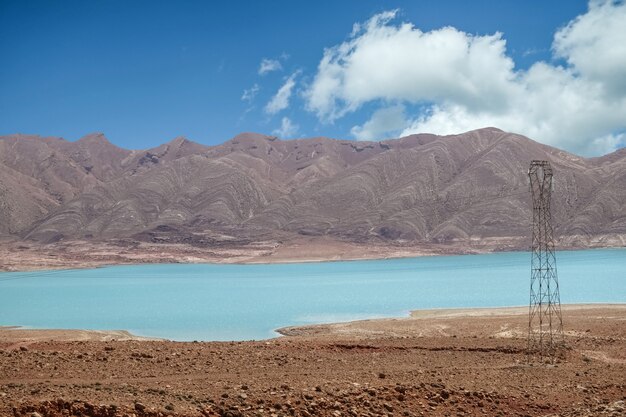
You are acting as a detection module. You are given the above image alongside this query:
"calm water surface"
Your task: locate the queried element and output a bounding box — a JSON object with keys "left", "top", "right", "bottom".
{"left": 0, "top": 249, "right": 624, "bottom": 341}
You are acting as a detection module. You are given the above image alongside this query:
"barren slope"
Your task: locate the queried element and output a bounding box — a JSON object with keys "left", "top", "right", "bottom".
{"left": 1, "top": 128, "right": 625, "bottom": 249}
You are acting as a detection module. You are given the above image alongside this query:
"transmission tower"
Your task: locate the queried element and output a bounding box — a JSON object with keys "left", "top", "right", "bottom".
{"left": 528, "top": 160, "right": 563, "bottom": 362}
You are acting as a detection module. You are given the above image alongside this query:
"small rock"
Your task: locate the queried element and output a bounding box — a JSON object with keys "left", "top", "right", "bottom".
{"left": 19, "top": 346, "right": 28, "bottom": 352}
{"left": 134, "top": 402, "right": 146, "bottom": 412}
{"left": 378, "top": 372, "right": 386, "bottom": 379}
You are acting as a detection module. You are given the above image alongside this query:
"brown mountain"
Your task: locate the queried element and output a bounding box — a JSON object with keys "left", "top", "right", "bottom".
{"left": 1, "top": 128, "right": 625, "bottom": 250}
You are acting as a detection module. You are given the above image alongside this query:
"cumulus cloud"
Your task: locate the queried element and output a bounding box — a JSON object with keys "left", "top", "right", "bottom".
{"left": 351, "top": 104, "right": 407, "bottom": 141}
{"left": 241, "top": 83, "right": 260, "bottom": 102}
{"left": 553, "top": 0, "right": 626, "bottom": 95}
{"left": 265, "top": 72, "right": 298, "bottom": 115}
{"left": 304, "top": 2, "right": 626, "bottom": 156}
{"left": 273, "top": 117, "right": 299, "bottom": 138}
{"left": 258, "top": 58, "right": 283, "bottom": 75}
{"left": 305, "top": 10, "right": 515, "bottom": 121}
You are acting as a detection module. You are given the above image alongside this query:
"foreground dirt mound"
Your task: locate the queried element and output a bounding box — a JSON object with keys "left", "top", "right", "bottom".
{"left": 2, "top": 306, "right": 625, "bottom": 417}
{"left": 12, "top": 394, "right": 626, "bottom": 417}
{"left": 14, "top": 399, "right": 161, "bottom": 417}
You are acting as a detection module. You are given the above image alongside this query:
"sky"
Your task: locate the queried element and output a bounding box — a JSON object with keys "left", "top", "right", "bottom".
{"left": 1, "top": 0, "right": 625, "bottom": 156}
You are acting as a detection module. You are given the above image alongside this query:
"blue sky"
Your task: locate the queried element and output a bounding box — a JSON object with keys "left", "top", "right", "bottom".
{"left": 1, "top": 0, "right": 625, "bottom": 155}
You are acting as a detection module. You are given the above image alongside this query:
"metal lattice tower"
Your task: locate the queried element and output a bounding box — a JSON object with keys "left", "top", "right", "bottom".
{"left": 528, "top": 160, "right": 563, "bottom": 362}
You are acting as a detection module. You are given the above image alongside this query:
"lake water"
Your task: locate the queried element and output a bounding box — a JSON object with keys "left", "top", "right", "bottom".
{"left": 0, "top": 249, "right": 624, "bottom": 341}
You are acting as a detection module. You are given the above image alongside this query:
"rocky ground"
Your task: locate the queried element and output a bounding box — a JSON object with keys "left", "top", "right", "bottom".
{"left": 1, "top": 305, "right": 624, "bottom": 417}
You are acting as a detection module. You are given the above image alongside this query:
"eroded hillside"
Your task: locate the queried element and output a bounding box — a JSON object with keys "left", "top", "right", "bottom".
{"left": 1, "top": 128, "right": 625, "bottom": 250}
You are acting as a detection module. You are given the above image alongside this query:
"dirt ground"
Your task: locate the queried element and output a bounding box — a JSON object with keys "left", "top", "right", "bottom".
{"left": 1, "top": 305, "right": 624, "bottom": 417}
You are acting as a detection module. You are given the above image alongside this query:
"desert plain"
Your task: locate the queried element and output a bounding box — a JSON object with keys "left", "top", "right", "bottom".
{"left": 1, "top": 304, "right": 624, "bottom": 417}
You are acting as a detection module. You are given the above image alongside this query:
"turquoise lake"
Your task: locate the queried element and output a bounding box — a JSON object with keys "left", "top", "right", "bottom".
{"left": 0, "top": 249, "right": 624, "bottom": 341}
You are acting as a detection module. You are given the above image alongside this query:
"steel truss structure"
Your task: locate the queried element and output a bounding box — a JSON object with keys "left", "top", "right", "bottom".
{"left": 528, "top": 160, "right": 563, "bottom": 362}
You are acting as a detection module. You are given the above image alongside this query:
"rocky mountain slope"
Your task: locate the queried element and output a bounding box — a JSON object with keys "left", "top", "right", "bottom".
{"left": 1, "top": 128, "right": 625, "bottom": 249}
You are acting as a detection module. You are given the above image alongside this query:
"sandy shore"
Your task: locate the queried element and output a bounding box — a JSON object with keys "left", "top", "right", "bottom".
{"left": 2, "top": 304, "right": 625, "bottom": 416}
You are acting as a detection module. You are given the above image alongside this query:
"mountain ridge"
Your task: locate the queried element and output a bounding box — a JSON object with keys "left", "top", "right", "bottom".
{"left": 1, "top": 128, "right": 625, "bottom": 251}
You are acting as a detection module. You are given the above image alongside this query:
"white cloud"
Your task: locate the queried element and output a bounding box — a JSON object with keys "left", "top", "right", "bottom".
{"left": 351, "top": 104, "right": 406, "bottom": 141}
{"left": 241, "top": 84, "right": 260, "bottom": 102}
{"left": 305, "top": 10, "right": 516, "bottom": 121}
{"left": 258, "top": 58, "right": 283, "bottom": 75}
{"left": 553, "top": 0, "right": 626, "bottom": 95}
{"left": 273, "top": 117, "right": 299, "bottom": 138}
{"left": 265, "top": 72, "right": 298, "bottom": 115}
{"left": 305, "top": 2, "right": 626, "bottom": 156}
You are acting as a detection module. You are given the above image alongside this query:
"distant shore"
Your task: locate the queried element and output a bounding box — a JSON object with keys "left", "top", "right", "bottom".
{"left": 1, "top": 235, "right": 624, "bottom": 272}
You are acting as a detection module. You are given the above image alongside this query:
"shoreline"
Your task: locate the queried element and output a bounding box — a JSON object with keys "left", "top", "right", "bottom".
{"left": 0, "top": 326, "right": 161, "bottom": 344}
{"left": 2, "top": 303, "right": 624, "bottom": 344}
{"left": 275, "top": 303, "right": 626, "bottom": 337}
{"left": 0, "top": 240, "right": 626, "bottom": 276}
{"left": 0, "top": 244, "right": 479, "bottom": 273}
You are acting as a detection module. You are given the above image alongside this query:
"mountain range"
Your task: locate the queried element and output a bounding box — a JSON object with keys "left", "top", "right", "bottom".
{"left": 1, "top": 128, "right": 625, "bottom": 251}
